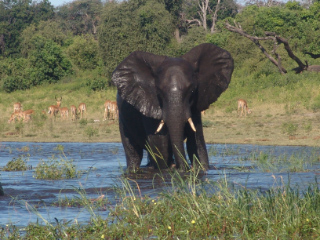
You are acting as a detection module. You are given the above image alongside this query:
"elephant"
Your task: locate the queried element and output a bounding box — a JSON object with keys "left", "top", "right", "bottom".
{"left": 112, "top": 43, "right": 234, "bottom": 172}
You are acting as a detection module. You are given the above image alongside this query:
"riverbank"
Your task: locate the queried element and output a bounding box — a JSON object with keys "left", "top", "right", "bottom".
{"left": 1, "top": 102, "right": 320, "bottom": 147}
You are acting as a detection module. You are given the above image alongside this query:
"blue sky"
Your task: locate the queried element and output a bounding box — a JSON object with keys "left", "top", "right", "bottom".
{"left": 50, "top": 0, "right": 73, "bottom": 7}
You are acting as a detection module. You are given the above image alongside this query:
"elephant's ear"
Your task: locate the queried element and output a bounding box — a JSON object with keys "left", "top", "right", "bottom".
{"left": 182, "top": 43, "right": 234, "bottom": 111}
{"left": 112, "top": 51, "right": 166, "bottom": 119}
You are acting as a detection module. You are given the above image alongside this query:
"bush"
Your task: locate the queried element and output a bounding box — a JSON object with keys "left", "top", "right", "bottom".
{"left": 84, "top": 126, "right": 99, "bottom": 138}
{"left": 202, "top": 120, "right": 214, "bottom": 128}
{"left": 67, "top": 35, "right": 99, "bottom": 70}
{"left": 86, "top": 77, "right": 109, "bottom": 91}
{"left": 34, "top": 145, "right": 81, "bottom": 180}
{"left": 282, "top": 122, "right": 298, "bottom": 136}
{"left": 3, "top": 156, "right": 28, "bottom": 171}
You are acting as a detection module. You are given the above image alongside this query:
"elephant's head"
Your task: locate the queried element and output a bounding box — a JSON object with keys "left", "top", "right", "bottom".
{"left": 112, "top": 43, "right": 234, "bottom": 169}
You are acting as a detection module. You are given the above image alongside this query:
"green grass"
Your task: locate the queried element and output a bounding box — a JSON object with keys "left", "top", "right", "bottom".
{"left": 1, "top": 68, "right": 320, "bottom": 145}
{"left": 1, "top": 169, "right": 320, "bottom": 239}
{"left": 33, "top": 145, "right": 82, "bottom": 180}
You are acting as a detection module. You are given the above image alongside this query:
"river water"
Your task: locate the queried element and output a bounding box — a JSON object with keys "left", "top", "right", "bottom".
{"left": 1, "top": 142, "right": 320, "bottom": 227}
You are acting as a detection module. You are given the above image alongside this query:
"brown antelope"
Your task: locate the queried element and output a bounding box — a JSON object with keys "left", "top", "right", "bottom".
{"left": 48, "top": 96, "right": 62, "bottom": 118}
{"left": 8, "top": 112, "right": 22, "bottom": 123}
{"left": 70, "top": 105, "right": 77, "bottom": 121}
{"left": 19, "top": 109, "right": 35, "bottom": 122}
{"left": 237, "top": 99, "right": 252, "bottom": 117}
{"left": 78, "top": 103, "right": 86, "bottom": 119}
{"left": 104, "top": 100, "right": 118, "bottom": 120}
{"left": 60, "top": 107, "right": 69, "bottom": 120}
{"left": 13, "top": 102, "right": 22, "bottom": 113}
{"left": 103, "top": 100, "right": 111, "bottom": 121}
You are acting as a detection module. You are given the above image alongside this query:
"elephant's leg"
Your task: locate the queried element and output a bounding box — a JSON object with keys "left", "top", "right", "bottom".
{"left": 119, "top": 120, "right": 143, "bottom": 171}
{"left": 186, "top": 114, "right": 209, "bottom": 170}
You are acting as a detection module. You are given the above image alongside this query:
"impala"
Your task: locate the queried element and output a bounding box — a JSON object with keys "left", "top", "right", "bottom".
{"left": 60, "top": 107, "right": 69, "bottom": 120}
{"left": 13, "top": 102, "right": 22, "bottom": 113}
{"left": 8, "top": 112, "right": 22, "bottom": 123}
{"left": 70, "top": 105, "right": 77, "bottom": 121}
{"left": 48, "top": 97, "right": 62, "bottom": 118}
{"left": 104, "top": 100, "right": 118, "bottom": 120}
{"left": 78, "top": 103, "right": 86, "bottom": 119}
{"left": 103, "top": 100, "right": 111, "bottom": 121}
{"left": 237, "top": 99, "right": 252, "bottom": 117}
{"left": 19, "top": 109, "right": 35, "bottom": 122}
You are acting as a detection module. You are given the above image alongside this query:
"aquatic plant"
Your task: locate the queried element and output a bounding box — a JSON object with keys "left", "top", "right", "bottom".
{"left": 33, "top": 145, "right": 81, "bottom": 180}
{"left": 2, "top": 155, "right": 29, "bottom": 171}
{"left": 2, "top": 171, "right": 320, "bottom": 239}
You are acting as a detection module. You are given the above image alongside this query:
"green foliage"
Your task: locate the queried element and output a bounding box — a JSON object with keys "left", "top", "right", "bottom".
{"left": 1, "top": 36, "right": 72, "bottom": 92}
{"left": 84, "top": 126, "right": 99, "bottom": 138}
{"left": 1, "top": 58, "right": 30, "bottom": 92}
{"left": 3, "top": 155, "right": 28, "bottom": 171}
{"left": 233, "top": 2, "right": 320, "bottom": 56}
{"left": 34, "top": 145, "right": 81, "bottom": 180}
{"left": 79, "top": 119, "right": 88, "bottom": 126}
{"left": 282, "top": 122, "right": 298, "bottom": 136}
{"left": 0, "top": 0, "right": 54, "bottom": 57}
{"left": 67, "top": 35, "right": 99, "bottom": 70}
{"left": 6, "top": 172, "right": 320, "bottom": 238}
{"left": 86, "top": 77, "right": 108, "bottom": 91}
{"left": 20, "top": 20, "right": 70, "bottom": 57}
{"left": 28, "top": 36, "right": 73, "bottom": 85}
{"left": 206, "top": 30, "right": 231, "bottom": 48}
{"left": 56, "top": 0, "right": 103, "bottom": 36}
{"left": 311, "top": 94, "right": 320, "bottom": 112}
{"left": 98, "top": 0, "right": 174, "bottom": 77}
{"left": 202, "top": 120, "right": 214, "bottom": 128}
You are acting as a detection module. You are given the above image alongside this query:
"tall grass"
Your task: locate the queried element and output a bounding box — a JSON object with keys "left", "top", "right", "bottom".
{"left": 2, "top": 167, "right": 320, "bottom": 239}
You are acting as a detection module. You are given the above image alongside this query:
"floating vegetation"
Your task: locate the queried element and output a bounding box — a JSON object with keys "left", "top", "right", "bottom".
{"left": 33, "top": 145, "right": 81, "bottom": 180}
{"left": 2, "top": 155, "right": 29, "bottom": 171}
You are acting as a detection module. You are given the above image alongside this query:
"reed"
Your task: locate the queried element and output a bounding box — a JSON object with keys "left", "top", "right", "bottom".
{"left": 2, "top": 165, "right": 320, "bottom": 239}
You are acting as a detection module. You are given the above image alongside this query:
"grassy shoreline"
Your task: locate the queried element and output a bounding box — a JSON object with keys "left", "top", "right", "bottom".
{"left": 1, "top": 71, "right": 320, "bottom": 147}
{"left": 1, "top": 103, "right": 320, "bottom": 147}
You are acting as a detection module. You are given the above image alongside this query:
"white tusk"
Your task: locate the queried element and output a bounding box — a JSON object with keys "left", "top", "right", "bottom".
{"left": 155, "top": 120, "right": 165, "bottom": 134}
{"left": 188, "top": 118, "right": 196, "bottom": 132}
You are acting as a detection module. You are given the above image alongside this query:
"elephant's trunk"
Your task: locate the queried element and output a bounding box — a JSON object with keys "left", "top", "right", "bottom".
{"left": 164, "top": 106, "right": 190, "bottom": 170}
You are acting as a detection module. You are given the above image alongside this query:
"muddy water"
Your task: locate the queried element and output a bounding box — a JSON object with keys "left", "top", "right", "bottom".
{"left": 1, "top": 142, "right": 320, "bottom": 227}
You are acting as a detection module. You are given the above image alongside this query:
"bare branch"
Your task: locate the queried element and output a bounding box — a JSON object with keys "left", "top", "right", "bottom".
{"left": 186, "top": 18, "right": 202, "bottom": 27}
{"left": 210, "top": 0, "right": 221, "bottom": 33}
{"left": 266, "top": 32, "right": 307, "bottom": 71}
{"left": 304, "top": 52, "right": 320, "bottom": 59}
{"left": 197, "top": 0, "right": 209, "bottom": 31}
{"left": 225, "top": 22, "right": 287, "bottom": 74}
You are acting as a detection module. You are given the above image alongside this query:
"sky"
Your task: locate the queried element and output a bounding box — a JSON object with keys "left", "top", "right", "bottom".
{"left": 50, "top": 0, "right": 73, "bottom": 7}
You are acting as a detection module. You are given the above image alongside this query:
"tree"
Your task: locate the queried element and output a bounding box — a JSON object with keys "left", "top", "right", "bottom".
{"left": 20, "top": 20, "right": 69, "bottom": 57}
{"left": 182, "top": 0, "right": 237, "bottom": 33}
{"left": 67, "top": 35, "right": 99, "bottom": 70}
{"left": 56, "top": 0, "right": 103, "bottom": 36}
{"left": 98, "top": 0, "right": 174, "bottom": 78}
{"left": 28, "top": 36, "right": 73, "bottom": 85}
{"left": 225, "top": 22, "right": 320, "bottom": 73}
{"left": 0, "top": 0, "right": 54, "bottom": 56}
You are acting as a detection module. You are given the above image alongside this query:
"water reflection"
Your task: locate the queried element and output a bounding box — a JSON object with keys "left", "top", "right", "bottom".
{"left": 0, "top": 142, "right": 320, "bottom": 227}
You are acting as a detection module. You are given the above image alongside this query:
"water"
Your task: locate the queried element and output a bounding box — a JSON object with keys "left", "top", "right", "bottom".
{"left": 1, "top": 142, "right": 320, "bottom": 227}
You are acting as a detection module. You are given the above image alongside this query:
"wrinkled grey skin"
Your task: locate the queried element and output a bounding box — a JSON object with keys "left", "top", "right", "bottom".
{"left": 112, "top": 43, "right": 234, "bottom": 172}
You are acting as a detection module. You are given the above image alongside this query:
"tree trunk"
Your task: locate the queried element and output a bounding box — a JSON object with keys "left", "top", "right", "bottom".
{"left": 210, "top": 0, "right": 221, "bottom": 33}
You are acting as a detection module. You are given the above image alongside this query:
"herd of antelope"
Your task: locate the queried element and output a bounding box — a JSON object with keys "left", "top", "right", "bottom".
{"left": 8, "top": 98, "right": 250, "bottom": 124}
{"left": 8, "top": 97, "right": 119, "bottom": 124}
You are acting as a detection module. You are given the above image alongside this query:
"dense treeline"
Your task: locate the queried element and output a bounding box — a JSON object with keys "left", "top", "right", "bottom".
{"left": 0, "top": 0, "right": 319, "bottom": 93}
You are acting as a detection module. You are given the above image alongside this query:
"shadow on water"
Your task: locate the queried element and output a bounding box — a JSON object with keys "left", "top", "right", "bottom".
{"left": 1, "top": 142, "right": 320, "bottom": 227}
